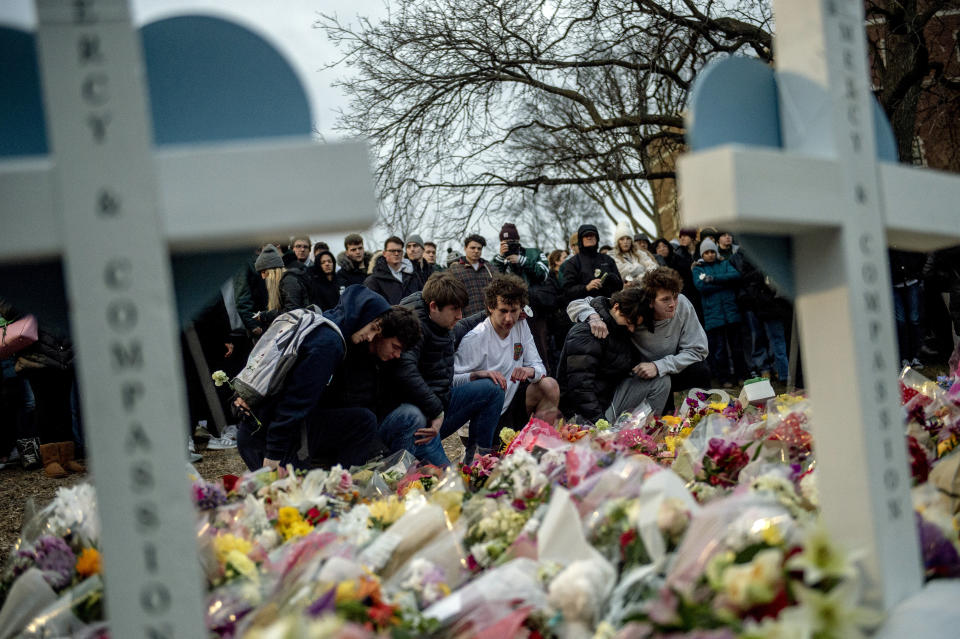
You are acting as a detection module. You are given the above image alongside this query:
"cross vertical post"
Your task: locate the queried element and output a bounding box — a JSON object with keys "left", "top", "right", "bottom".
{"left": 34, "top": 1, "right": 203, "bottom": 636}
{"left": 675, "top": 0, "right": 960, "bottom": 610}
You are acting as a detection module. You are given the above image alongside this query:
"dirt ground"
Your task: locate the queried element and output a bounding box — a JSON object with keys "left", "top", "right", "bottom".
{"left": 0, "top": 435, "right": 467, "bottom": 568}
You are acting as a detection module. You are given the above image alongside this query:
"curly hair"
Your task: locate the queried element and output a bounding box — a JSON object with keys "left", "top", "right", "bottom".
{"left": 379, "top": 306, "right": 421, "bottom": 349}
{"left": 483, "top": 274, "right": 528, "bottom": 310}
{"left": 641, "top": 266, "right": 683, "bottom": 296}
{"left": 464, "top": 233, "right": 487, "bottom": 248}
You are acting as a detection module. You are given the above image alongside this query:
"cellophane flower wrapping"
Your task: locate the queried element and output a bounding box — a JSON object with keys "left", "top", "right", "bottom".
{"left": 8, "top": 364, "right": 960, "bottom": 638}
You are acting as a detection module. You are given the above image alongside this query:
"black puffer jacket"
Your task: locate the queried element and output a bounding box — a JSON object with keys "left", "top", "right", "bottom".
{"left": 731, "top": 252, "right": 791, "bottom": 322}
{"left": 364, "top": 256, "right": 419, "bottom": 305}
{"left": 383, "top": 292, "right": 456, "bottom": 419}
{"left": 279, "top": 262, "right": 312, "bottom": 312}
{"left": 560, "top": 224, "right": 623, "bottom": 302}
{"left": 557, "top": 297, "right": 638, "bottom": 422}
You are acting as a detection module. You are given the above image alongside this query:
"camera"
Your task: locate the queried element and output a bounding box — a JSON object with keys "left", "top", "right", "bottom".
{"left": 504, "top": 240, "right": 523, "bottom": 256}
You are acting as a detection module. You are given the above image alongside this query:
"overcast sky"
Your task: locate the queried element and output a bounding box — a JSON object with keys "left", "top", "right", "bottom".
{"left": 1, "top": 1, "right": 617, "bottom": 256}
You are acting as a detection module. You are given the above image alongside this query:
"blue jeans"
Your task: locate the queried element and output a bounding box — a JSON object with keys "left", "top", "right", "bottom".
{"left": 892, "top": 282, "right": 923, "bottom": 361}
{"left": 378, "top": 379, "right": 504, "bottom": 466}
{"left": 763, "top": 318, "right": 789, "bottom": 381}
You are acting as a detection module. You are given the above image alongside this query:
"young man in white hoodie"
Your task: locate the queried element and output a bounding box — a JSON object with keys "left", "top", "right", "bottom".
{"left": 567, "top": 266, "right": 709, "bottom": 414}
{"left": 454, "top": 275, "right": 560, "bottom": 431}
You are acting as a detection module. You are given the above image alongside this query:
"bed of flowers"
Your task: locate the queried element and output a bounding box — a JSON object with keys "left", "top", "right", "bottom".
{"left": 3, "top": 367, "right": 960, "bottom": 638}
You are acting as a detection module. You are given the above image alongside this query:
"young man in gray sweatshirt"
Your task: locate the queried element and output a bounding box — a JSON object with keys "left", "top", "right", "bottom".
{"left": 566, "top": 266, "right": 710, "bottom": 414}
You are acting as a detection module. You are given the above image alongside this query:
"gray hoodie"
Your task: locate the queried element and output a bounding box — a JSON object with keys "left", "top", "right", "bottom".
{"left": 566, "top": 294, "right": 708, "bottom": 376}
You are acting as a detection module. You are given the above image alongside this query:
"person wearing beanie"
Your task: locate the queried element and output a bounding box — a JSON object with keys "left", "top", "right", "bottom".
{"left": 235, "top": 285, "right": 393, "bottom": 471}
{"left": 693, "top": 238, "right": 748, "bottom": 388}
{"left": 404, "top": 233, "right": 434, "bottom": 290}
{"left": 560, "top": 223, "right": 623, "bottom": 303}
{"left": 491, "top": 222, "right": 549, "bottom": 287}
{"left": 716, "top": 230, "right": 738, "bottom": 261}
{"left": 491, "top": 223, "right": 551, "bottom": 365}
{"left": 612, "top": 220, "right": 658, "bottom": 283}
{"left": 255, "top": 244, "right": 284, "bottom": 272}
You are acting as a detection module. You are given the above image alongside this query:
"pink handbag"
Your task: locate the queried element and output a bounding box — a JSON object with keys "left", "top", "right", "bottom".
{"left": 0, "top": 315, "right": 39, "bottom": 359}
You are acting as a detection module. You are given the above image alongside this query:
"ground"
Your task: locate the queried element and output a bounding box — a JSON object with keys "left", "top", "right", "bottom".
{"left": 0, "top": 433, "right": 466, "bottom": 567}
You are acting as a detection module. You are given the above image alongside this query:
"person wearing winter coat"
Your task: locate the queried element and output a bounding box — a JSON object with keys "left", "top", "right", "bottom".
{"left": 567, "top": 266, "right": 710, "bottom": 414}
{"left": 377, "top": 274, "right": 505, "bottom": 465}
{"left": 693, "top": 238, "right": 748, "bottom": 386}
{"left": 234, "top": 286, "right": 393, "bottom": 471}
{"left": 403, "top": 234, "right": 434, "bottom": 291}
{"left": 336, "top": 234, "right": 374, "bottom": 288}
{"left": 734, "top": 252, "right": 792, "bottom": 381}
{"left": 560, "top": 224, "right": 623, "bottom": 303}
{"left": 234, "top": 248, "right": 270, "bottom": 340}
{"left": 558, "top": 288, "right": 671, "bottom": 421}
{"left": 491, "top": 223, "right": 549, "bottom": 287}
{"left": 364, "top": 237, "right": 420, "bottom": 305}
{"left": 612, "top": 221, "right": 659, "bottom": 283}
{"left": 447, "top": 234, "right": 496, "bottom": 317}
{"left": 278, "top": 259, "right": 312, "bottom": 312}
{"left": 308, "top": 250, "right": 343, "bottom": 311}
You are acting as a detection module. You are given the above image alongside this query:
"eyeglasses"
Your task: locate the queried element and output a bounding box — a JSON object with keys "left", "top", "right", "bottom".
{"left": 384, "top": 249, "right": 402, "bottom": 254}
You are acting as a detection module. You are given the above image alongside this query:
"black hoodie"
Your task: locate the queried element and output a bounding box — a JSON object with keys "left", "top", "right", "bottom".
{"left": 559, "top": 224, "right": 623, "bottom": 302}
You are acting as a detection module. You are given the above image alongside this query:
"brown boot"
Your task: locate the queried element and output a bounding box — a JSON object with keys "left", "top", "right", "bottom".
{"left": 59, "top": 442, "right": 86, "bottom": 473}
{"left": 39, "top": 443, "right": 68, "bottom": 479}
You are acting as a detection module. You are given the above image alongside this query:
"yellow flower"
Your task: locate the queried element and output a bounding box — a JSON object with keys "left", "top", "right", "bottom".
{"left": 661, "top": 415, "right": 682, "bottom": 427}
{"left": 214, "top": 534, "right": 253, "bottom": 565}
{"left": 75, "top": 548, "right": 101, "bottom": 577}
{"left": 708, "top": 401, "right": 728, "bottom": 412}
{"left": 224, "top": 549, "right": 259, "bottom": 582}
{"left": 368, "top": 496, "right": 406, "bottom": 526}
{"left": 720, "top": 548, "right": 783, "bottom": 609}
{"left": 430, "top": 491, "right": 463, "bottom": 523}
{"left": 499, "top": 427, "right": 518, "bottom": 444}
{"left": 275, "top": 506, "right": 313, "bottom": 540}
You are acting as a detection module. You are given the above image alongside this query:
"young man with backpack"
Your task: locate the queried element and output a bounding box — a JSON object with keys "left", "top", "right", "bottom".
{"left": 233, "top": 285, "right": 394, "bottom": 471}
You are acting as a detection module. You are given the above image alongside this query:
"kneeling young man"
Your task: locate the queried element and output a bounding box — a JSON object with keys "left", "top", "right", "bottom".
{"left": 454, "top": 275, "right": 560, "bottom": 434}
{"left": 557, "top": 286, "right": 670, "bottom": 421}
{"left": 378, "top": 273, "right": 505, "bottom": 466}
{"left": 235, "top": 286, "right": 393, "bottom": 471}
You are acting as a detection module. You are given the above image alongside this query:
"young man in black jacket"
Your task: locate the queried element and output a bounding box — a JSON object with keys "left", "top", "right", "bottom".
{"left": 364, "top": 236, "right": 419, "bottom": 304}
{"left": 560, "top": 224, "right": 623, "bottom": 303}
{"left": 558, "top": 286, "right": 670, "bottom": 420}
{"left": 378, "top": 273, "right": 505, "bottom": 465}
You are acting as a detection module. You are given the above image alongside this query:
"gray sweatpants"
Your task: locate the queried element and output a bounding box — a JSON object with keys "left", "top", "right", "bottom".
{"left": 604, "top": 374, "right": 671, "bottom": 422}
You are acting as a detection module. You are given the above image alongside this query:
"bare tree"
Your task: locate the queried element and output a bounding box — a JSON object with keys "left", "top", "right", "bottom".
{"left": 319, "top": 0, "right": 957, "bottom": 238}
{"left": 318, "top": 0, "right": 772, "bottom": 236}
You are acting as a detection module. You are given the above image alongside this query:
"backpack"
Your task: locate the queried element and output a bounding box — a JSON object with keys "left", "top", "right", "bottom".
{"left": 231, "top": 305, "right": 343, "bottom": 407}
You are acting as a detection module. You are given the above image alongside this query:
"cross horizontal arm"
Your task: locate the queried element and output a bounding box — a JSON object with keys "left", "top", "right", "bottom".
{"left": 0, "top": 139, "right": 376, "bottom": 262}
{"left": 678, "top": 146, "right": 960, "bottom": 251}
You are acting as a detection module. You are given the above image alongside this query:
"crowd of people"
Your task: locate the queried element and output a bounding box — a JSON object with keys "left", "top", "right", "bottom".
{"left": 2, "top": 222, "right": 959, "bottom": 477}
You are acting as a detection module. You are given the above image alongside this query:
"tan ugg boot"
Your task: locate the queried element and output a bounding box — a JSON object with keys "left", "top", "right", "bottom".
{"left": 59, "top": 442, "right": 86, "bottom": 473}
{"left": 39, "top": 443, "right": 68, "bottom": 479}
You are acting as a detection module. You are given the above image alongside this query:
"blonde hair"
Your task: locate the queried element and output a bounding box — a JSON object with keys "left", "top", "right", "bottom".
{"left": 262, "top": 268, "right": 283, "bottom": 311}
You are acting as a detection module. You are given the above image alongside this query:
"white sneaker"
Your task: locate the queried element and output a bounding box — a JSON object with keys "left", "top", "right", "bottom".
{"left": 206, "top": 436, "right": 237, "bottom": 450}
{"left": 221, "top": 424, "right": 239, "bottom": 440}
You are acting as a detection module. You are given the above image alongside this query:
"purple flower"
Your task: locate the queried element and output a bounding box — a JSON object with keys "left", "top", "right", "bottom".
{"left": 192, "top": 481, "right": 228, "bottom": 511}
{"left": 306, "top": 587, "right": 336, "bottom": 617}
{"left": 916, "top": 512, "right": 960, "bottom": 579}
{"left": 16, "top": 536, "right": 77, "bottom": 590}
